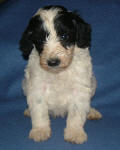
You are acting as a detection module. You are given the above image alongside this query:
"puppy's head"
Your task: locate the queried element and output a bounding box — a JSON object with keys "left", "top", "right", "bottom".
{"left": 19, "top": 5, "right": 91, "bottom": 73}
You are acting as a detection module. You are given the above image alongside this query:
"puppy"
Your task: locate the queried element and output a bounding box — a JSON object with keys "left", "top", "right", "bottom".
{"left": 19, "top": 5, "right": 102, "bottom": 144}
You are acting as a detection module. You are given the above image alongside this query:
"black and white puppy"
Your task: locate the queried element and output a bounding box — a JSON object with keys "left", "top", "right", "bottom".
{"left": 19, "top": 5, "right": 102, "bottom": 144}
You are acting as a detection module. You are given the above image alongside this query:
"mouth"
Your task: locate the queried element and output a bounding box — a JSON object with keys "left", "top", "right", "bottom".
{"left": 46, "top": 65, "right": 65, "bottom": 73}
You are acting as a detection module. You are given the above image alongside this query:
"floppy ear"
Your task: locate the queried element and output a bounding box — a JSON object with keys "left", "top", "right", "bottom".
{"left": 72, "top": 13, "right": 91, "bottom": 48}
{"left": 19, "top": 15, "right": 40, "bottom": 60}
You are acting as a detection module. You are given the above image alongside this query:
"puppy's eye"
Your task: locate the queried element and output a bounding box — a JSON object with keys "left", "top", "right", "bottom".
{"left": 46, "top": 32, "right": 50, "bottom": 38}
{"left": 37, "top": 39, "right": 42, "bottom": 43}
{"left": 60, "top": 34, "right": 69, "bottom": 40}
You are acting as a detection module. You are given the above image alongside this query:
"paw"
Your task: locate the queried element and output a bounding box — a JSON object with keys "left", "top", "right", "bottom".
{"left": 29, "top": 127, "right": 51, "bottom": 142}
{"left": 24, "top": 108, "right": 30, "bottom": 117}
{"left": 87, "top": 108, "right": 102, "bottom": 120}
{"left": 64, "top": 127, "right": 87, "bottom": 144}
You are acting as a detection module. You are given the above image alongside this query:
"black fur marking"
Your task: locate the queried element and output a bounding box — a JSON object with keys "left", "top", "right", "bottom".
{"left": 19, "top": 15, "right": 48, "bottom": 60}
{"left": 54, "top": 10, "right": 91, "bottom": 49}
{"left": 72, "top": 12, "right": 91, "bottom": 48}
{"left": 54, "top": 12, "right": 76, "bottom": 49}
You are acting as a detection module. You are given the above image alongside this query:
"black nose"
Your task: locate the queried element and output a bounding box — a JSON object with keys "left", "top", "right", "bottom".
{"left": 47, "top": 58, "right": 60, "bottom": 67}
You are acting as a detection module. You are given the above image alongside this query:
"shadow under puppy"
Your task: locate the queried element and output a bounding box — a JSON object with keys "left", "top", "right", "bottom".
{"left": 19, "top": 5, "right": 102, "bottom": 144}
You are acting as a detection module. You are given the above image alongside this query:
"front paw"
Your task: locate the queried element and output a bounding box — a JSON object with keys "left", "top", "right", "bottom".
{"left": 29, "top": 127, "right": 51, "bottom": 142}
{"left": 64, "top": 127, "right": 87, "bottom": 144}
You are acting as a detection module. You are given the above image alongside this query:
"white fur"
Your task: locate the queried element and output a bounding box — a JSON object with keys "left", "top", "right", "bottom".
{"left": 23, "top": 46, "right": 95, "bottom": 126}
{"left": 22, "top": 8, "right": 98, "bottom": 143}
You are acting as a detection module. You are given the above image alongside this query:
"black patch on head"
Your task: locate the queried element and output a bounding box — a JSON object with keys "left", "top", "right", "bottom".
{"left": 19, "top": 15, "right": 48, "bottom": 60}
{"left": 54, "top": 10, "right": 91, "bottom": 49}
{"left": 54, "top": 12, "right": 76, "bottom": 49}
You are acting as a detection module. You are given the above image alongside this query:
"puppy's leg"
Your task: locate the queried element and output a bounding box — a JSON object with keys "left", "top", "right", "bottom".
{"left": 87, "top": 107, "right": 102, "bottom": 120}
{"left": 64, "top": 94, "right": 90, "bottom": 144}
{"left": 27, "top": 92, "right": 51, "bottom": 142}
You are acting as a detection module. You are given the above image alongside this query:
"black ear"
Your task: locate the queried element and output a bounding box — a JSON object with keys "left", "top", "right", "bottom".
{"left": 72, "top": 13, "right": 91, "bottom": 48}
{"left": 19, "top": 15, "right": 40, "bottom": 60}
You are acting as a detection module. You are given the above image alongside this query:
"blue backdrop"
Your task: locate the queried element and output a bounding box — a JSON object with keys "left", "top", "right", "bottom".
{"left": 0, "top": 0, "right": 120, "bottom": 150}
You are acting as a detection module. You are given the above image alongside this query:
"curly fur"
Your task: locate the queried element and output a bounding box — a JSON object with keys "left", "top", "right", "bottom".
{"left": 19, "top": 5, "right": 102, "bottom": 144}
